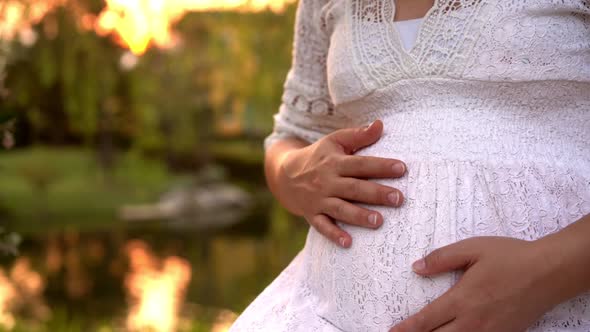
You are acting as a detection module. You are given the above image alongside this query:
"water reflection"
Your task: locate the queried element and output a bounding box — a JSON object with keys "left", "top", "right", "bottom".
{"left": 125, "top": 240, "right": 191, "bottom": 332}
{"left": 0, "top": 257, "right": 48, "bottom": 330}
{"left": 1, "top": 202, "right": 308, "bottom": 330}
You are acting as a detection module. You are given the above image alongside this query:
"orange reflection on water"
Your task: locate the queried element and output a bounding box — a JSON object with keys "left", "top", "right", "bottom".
{"left": 125, "top": 240, "right": 192, "bottom": 332}
{"left": 0, "top": 270, "right": 16, "bottom": 330}
{"left": 0, "top": 258, "right": 48, "bottom": 329}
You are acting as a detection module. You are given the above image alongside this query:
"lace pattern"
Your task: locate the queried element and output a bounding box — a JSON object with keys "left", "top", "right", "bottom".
{"left": 462, "top": 0, "right": 590, "bottom": 81}
{"left": 237, "top": 0, "right": 590, "bottom": 330}
{"left": 306, "top": 158, "right": 590, "bottom": 331}
{"left": 263, "top": 0, "right": 349, "bottom": 150}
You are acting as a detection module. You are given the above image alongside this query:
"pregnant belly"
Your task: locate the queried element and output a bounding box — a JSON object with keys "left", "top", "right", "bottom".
{"left": 302, "top": 80, "right": 590, "bottom": 331}
{"left": 302, "top": 146, "right": 590, "bottom": 332}
{"left": 306, "top": 141, "right": 590, "bottom": 331}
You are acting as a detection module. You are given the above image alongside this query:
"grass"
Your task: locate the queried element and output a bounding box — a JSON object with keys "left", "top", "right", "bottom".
{"left": 0, "top": 147, "right": 187, "bottom": 233}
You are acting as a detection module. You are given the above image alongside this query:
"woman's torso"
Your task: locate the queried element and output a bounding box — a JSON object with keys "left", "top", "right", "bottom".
{"left": 301, "top": 0, "right": 590, "bottom": 331}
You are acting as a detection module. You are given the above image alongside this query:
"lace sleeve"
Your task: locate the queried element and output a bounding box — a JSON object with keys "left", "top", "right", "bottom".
{"left": 263, "top": 0, "right": 348, "bottom": 151}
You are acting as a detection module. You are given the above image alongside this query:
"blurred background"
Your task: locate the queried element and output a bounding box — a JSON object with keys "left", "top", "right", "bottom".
{"left": 0, "top": 1, "right": 309, "bottom": 331}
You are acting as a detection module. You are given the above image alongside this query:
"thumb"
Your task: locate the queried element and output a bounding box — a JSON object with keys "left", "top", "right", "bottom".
{"left": 329, "top": 120, "right": 383, "bottom": 154}
{"left": 412, "top": 240, "right": 477, "bottom": 276}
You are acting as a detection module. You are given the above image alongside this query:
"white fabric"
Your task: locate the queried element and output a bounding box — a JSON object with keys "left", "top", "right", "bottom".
{"left": 393, "top": 17, "right": 423, "bottom": 51}
{"left": 232, "top": 0, "right": 590, "bottom": 331}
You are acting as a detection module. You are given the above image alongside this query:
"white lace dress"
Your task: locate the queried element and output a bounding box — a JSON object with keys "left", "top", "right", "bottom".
{"left": 230, "top": 0, "right": 590, "bottom": 331}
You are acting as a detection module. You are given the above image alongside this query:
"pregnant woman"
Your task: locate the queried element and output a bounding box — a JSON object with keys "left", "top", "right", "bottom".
{"left": 230, "top": 0, "right": 590, "bottom": 331}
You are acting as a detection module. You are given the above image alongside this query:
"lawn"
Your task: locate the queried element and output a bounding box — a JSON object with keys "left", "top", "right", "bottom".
{"left": 0, "top": 148, "right": 187, "bottom": 233}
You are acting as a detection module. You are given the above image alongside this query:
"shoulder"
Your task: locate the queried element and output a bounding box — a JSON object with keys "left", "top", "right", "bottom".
{"left": 296, "top": 0, "right": 342, "bottom": 34}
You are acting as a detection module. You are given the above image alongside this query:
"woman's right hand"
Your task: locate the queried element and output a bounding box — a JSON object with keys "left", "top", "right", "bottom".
{"left": 273, "top": 120, "right": 406, "bottom": 248}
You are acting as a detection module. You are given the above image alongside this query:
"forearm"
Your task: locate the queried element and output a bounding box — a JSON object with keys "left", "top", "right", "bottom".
{"left": 537, "top": 213, "right": 590, "bottom": 306}
{"left": 264, "top": 136, "right": 309, "bottom": 216}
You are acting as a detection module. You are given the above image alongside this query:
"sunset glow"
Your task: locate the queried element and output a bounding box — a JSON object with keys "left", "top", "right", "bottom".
{"left": 96, "top": 0, "right": 296, "bottom": 55}
{"left": 0, "top": 1, "right": 62, "bottom": 41}
{"left": 1, "top": 0, "right": 296, "bottom": 55}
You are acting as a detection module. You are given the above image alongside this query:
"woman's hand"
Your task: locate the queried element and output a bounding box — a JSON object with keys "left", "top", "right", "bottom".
{"left": 272, "top": 120, "right": 406, "bottom": 248}
{"left": 389, "top": 236, "right": 563, "bottom": 332}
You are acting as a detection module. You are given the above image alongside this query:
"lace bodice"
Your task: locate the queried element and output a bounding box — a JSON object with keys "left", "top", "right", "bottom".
{"left": 233, "top": 1, "right": 590, "bottom": 331}
{"left": 264, "top": 0, "right": 590, "bottom": 150}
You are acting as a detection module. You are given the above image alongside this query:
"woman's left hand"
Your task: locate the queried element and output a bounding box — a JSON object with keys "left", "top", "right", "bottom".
{"left": 389, "top": 236, "right": 560, "bottom": 332}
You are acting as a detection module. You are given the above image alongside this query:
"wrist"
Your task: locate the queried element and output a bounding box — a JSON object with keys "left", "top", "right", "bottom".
{"left": 527, "top": 237, "right": 567, "bottom": 310}
{"left": 531, "top": 216, "right": 590, "bottom": 308}
{"left": 264, "top": 139, "right": 307, "bottom": 216}
{"left": 276, "top": 150, "right": 306, "bottom": 216}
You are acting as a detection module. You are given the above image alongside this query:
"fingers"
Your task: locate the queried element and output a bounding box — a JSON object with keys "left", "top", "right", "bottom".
{"left": 412, "top": 240, "right": 478, "bottom": 276}
{"left": 331, "top": 178, "right": 404, "bottom": 207}
{"left": 389, "top": 291, "right": 457, "bottom": 332}
{"left": 308, "top": 214, "right": 351, "bottom": 248}
{"left": 329, "top": 120, "right": 383, "bottom": 154}
{"left": 322, "top": 197, "right": 384, "bottom": 229}
{"left": 432, "top": 321, "right": 460, "bottom": 332}
{"left": 337, "top": 155, "right": 407, "bottom": 178}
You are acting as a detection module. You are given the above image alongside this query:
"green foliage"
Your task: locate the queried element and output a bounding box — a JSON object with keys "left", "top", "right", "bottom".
{"left": 3, "top": 1, "right": 296, "bottom": 163}
{"left": 0, "top": 3, "right": 302, "bottom": 330}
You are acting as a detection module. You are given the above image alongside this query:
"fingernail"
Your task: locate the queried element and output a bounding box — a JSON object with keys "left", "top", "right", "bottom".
{"left": 364, "top": 120, "right": 375, "bottom": 131}
{"left": 412, "top": 258, "right": 426, "bottom": 272}
{"left": 339, "top": 237, "right": 347, "bottom": 247}
{"left": 368, "top": 213, "right": 378, "bottom": 226}
{"left": 388, "top": 192, "right": 400, "bottom": 206}
{"left": 392, "top": 162, "right": 406, "bottom": 175}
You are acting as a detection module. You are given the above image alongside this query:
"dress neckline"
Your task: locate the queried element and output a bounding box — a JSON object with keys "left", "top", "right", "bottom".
{"left": 393, "top": 17, "right": 424, "bottom": 51}
{"left": 390, "top": 0, "right": 437, "bottom": 55}
{"left": 348, "top": 0, "right": 491, "bottom": 91}
{"left": 393, "top": 17, "right": 425, "bottom": 24}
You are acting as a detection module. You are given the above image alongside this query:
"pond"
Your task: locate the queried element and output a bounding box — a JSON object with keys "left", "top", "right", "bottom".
{"left": 0, "top": 149, "right": 309, "bottom": 331}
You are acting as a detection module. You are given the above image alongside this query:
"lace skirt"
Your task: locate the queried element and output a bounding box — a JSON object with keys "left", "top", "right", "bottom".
{"left": 230, "top": 81, "right": 590, "bottom": 331}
